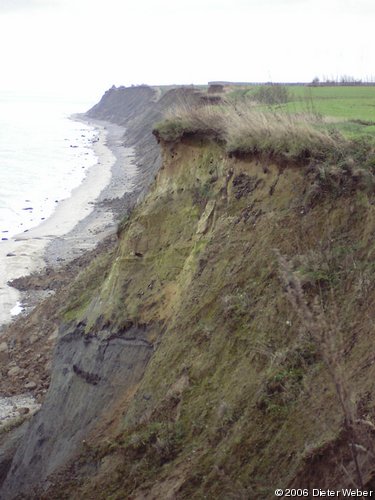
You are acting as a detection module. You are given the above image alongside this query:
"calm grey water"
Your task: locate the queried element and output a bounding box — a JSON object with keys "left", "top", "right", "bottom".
{"left": 0, "top": 92, "right": 97, "bottom": 238}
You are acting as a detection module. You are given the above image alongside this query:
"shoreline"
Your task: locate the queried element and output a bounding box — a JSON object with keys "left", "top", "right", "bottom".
{"left": 0, "top": 117, "right": 137, "bottom": 329}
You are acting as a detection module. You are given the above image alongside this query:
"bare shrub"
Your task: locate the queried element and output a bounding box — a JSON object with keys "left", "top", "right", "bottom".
{"left": 277, "top": 251, "right": 375, "bottom": 488}
{"left": 250, "top": 85, "right": 290, "bottom": 105}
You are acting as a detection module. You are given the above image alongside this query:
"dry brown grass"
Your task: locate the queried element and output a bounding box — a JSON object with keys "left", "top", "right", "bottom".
{"left": 153, "top": 100, "right": 349, "bottom": 164}
{"left": 225, "top": 107, "right": 341, "bottom": 161}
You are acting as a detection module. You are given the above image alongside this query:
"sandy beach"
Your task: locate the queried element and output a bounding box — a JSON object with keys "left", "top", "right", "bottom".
{"left": 0, "top": 118, "right": 137, "bottom": 329}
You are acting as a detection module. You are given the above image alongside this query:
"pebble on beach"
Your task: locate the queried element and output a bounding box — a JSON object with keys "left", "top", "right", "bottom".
{"left": 0, "top": 394, "right": 41, "bottom": 427}
{"left": 0, "top": 342, "right": 8, "bottom": 353}
{"left": 24, "top": 381, "right": 37, "bottom": 391}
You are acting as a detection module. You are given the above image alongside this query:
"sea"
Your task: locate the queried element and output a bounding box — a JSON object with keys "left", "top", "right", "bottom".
{"left": 0, "top": 92, "right": 98, "bottom": 239}
{"left": 0, "top": 92, "right": 100, "bottom": 418}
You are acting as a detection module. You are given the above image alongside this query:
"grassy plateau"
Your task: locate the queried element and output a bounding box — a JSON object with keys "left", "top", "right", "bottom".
{"left": 228, "top": 84, "right": 375, "bottom": 140}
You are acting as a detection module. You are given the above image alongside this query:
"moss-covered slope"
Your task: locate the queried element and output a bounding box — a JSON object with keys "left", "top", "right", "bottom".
{"left": 20, "top": 132, "right": 374, "bottom": 499}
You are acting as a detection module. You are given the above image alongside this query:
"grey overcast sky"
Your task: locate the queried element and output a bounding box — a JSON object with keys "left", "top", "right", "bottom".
{"left": 0, "top": 0, "right": 374, "bottom": 102}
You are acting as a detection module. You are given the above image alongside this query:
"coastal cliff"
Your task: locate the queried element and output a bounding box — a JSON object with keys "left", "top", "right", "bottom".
{"left": 2, "top": 86, "right": 375, "bottom": 498}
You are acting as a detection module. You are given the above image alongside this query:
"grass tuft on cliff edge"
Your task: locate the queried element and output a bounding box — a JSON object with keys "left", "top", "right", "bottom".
{"left": 153, "top": 101, "right": 375, "bottom": 169}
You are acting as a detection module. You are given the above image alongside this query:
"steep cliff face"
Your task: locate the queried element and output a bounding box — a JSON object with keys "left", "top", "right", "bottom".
{"left": 1, "top": 323, "right": 152, "bottom": 498}
{"left": 86, "top": 85, "right": 157, "bottom": 125}
{"left": 86, "top": 85, "right": 205, "bottom": 201}
{"left": 2, "top": 89, "right": 375, "bottom": 498}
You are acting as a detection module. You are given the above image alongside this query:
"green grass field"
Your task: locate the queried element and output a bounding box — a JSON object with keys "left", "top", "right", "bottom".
{"left": 230, "top": 85, "right": 375, "bottom": 140}
{"left": 286, "top": 86, "right": 375, "bottom": 140}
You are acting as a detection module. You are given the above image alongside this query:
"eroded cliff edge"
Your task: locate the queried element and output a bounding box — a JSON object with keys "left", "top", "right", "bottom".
{"left": 2, "top": 87, "right": 375, "bottom": 498}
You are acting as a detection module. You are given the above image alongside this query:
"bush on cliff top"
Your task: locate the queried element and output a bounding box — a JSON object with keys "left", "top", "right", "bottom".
{"left": 251, "top": 84, "right": 290, "bottom": 105}
{"left": 153, "top": 104, "right": 226, "bottom": 143}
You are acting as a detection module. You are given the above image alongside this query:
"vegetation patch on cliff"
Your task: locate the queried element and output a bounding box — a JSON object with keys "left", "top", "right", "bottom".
{"left": 42, "top": 135, "right": 375, "bottom": 498}
{"left": 153, "top": 101, "right": 375, "bottom": 174}
{"left": 5, "top": 86, "right": 375, "bottom": 499}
